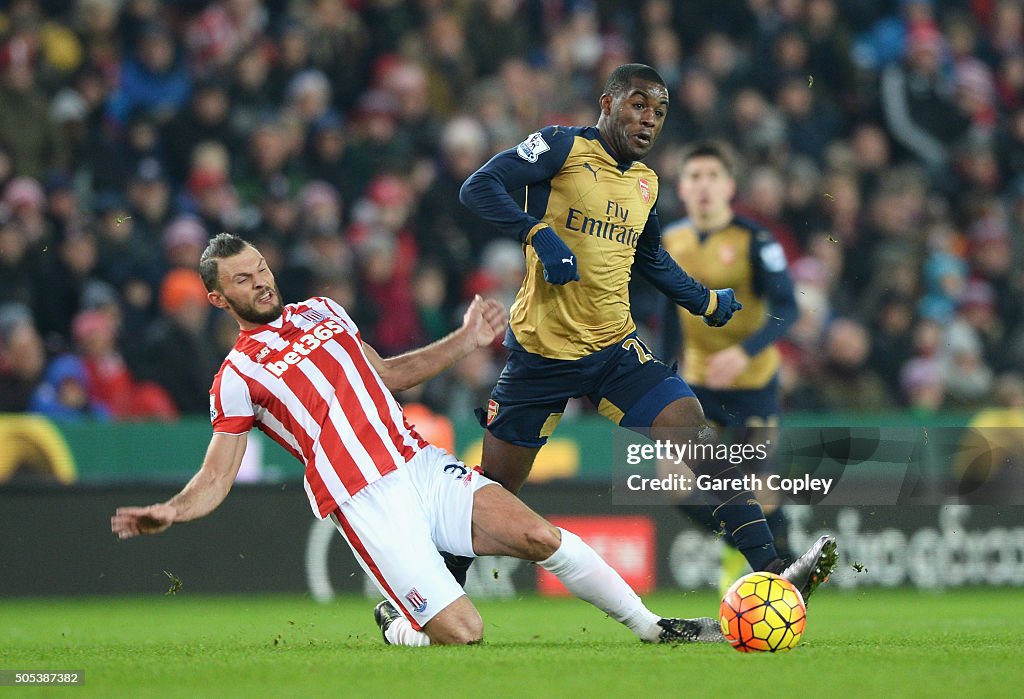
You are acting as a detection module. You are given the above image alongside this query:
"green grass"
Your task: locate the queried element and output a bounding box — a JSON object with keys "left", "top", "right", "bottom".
{"left": 2, "top": 589, "right": 1022, "bottom": 698}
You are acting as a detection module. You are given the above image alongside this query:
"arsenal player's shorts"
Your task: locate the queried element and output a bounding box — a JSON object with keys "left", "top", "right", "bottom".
{"left": 485, "top": 330, "right": 694, "bottom": 447}
{"left": 329, "top": 445, "right": 496, "bottom": 629}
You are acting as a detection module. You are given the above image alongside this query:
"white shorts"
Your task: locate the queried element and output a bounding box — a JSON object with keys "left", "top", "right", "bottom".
{"left": 330, "top": 445, "right": 496, "bottom": 628}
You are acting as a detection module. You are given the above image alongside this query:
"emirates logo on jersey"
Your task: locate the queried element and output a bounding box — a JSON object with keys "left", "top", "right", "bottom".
{"left": 638, "top": 178, "right": 651, "bottom": 203}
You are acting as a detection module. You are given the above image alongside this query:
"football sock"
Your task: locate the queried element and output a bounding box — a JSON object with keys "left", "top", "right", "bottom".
{"left": 442, "top": 552, "right": 475, "bottom": 587}
{"left": 538, "top": 528, "right": 662, "bottom": 642}
{"left": 383, "top": 617, "right": 431, "bottom": 647}
{"left": 714, "top": 497, "right": 778, "bottom": 572}
{"left": 765, "top": 507, "right": 794, "bottom": 563}
{"left": 675, "top": 499, "right": 733, "bottom": 545}
{"left": 690, "top": 454, "right": 779, "bottom": 571}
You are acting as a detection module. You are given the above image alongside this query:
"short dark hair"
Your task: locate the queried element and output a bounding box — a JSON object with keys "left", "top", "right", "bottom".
{"left": 603, "top": 63, "right": 666, "bottom": 96}
{"left": 199, "top": 233, "right": 251, "bottom": 291}
{"left": 679, "top": 140, "right": 738, "bottom": 177}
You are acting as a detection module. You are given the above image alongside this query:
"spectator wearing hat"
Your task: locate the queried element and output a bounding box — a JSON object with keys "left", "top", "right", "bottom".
{"left": 0, "top": 36, "right": 68, "bottom": 179}
{"left": 126, "top": 157, "right": 172, "bottom": 246}
{"left": 305, "top": 110, "right": 365, "bottom": 211}
{"left": 28, "top": 354, "right": 110, "bottom": 421}
{"left": 942, "top": 319, "right": 994, "bottom": 410}
{"left": 44, "top": 172, "right": 83, "bottom": 243}
{"left": 106, "top": 22, "right": 191, "bottom": 128}
{"left": 417, "top": 115, "right": 498, "bottom": 302}
{"left": 161, "top": 215, "right": 209, "bottom": 271}
{"left": 967, "top": 210, "right": 1022, "bottom": 333}
{"left": 900, "top": 355, "right": 946, "bottom": 413}
{"left": 184, "top": 0, "right": 266, "bottom": 77}
{"left": 2, "top": 176, "right": 51, "bottom": 244}
{"left": 880, "top": 22, "right": 972, "bottom": 178}
{"left": 163, "top": 76, "right": 236, "bottom": 184}
{"left": 0, "top": 305, "right": 46, "bottom": 412}
{"left": 0, "top": 218, "right": 38, "bottom": 311}
{"left": 305, "top": 0, "right": 370, "bottom": 112}
{"left": 134, "top": 269, "right": 222, "bottom": 414}
{"left": 183, "top": 163, "right": 242, "bottom": 235}
{"left": 226, "top": 40, "right": 276, "bottom": 140}
{"left": 814, "top": 317, "right": 896, "bottom": 411}
{"left": 93, "top": 190, "right": 161, "bottom": 304}
{"left": 33, "top": 230, "right": 103, "bottom": 344}
{"left": 234, "top": 118, "right": 306, "bottom": 207}
{"left": 345, "top": 87, "right": 413, "bottom": 186}
{"left": 867, "top": 291, "right": 917, "bottom": 392}
{"left": 73, "top": 308, "right": 177, "bottom": 421}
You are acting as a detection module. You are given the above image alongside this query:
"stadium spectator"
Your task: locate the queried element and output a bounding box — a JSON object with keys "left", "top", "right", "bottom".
{"left": 106, "top": 22, "right": 191, "bottom": 127}
{"left": 134, "top": 269, "right": 222, "bottom": 414}
{"left": 0, "top": 36, "right": 68, "bottom": 179}
{"left": 880, "top": 23, "right": 971, "bottom": 179}
{"left": 0, "top": 306, "right": 45, "bottom": 412}
{"left": 73, "top": 308, "right": 177, "bottom": 421}
{"left": 163, "top": 77, "right": 235, "bottom": 185}
{"left": 28, "top": 353, "right": 110, "bottom": 421}
{"left": 814, "top": 318, "right": 895, "bottom": 411}
{"left": 0, "top": 0, "right": 1021, "bottom": 428}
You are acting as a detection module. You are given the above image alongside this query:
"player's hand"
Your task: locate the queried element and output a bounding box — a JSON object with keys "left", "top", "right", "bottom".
{"left": 111, "top": 504, "right": 177, "bottom": 539}
{"left": 531, "top": 227, "right": 579, "bottom": 285}
{"left": 705, "top": 346, "right": 751, "bottom": 389}
{"left": 462, "top": 294, "right": 508, "bottom": 348}
{"left": 704, "top": 288, "right": 742, "bottom": 327}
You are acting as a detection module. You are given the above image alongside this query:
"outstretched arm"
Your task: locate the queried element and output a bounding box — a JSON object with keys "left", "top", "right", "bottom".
{"left": 110, "top": 432, "right": 248, "bottom": 539}
{"left": 364, "top": 295, "right": 507, "bottom": 393}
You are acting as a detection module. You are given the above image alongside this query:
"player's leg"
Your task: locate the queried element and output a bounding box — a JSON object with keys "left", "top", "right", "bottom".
{"left": 468, "top": 483, "right": 724, "bottom": 643}
{"left": 409, "top": 444, "right": 722, "bottom": 643}
{"left": 331, "top": 470, "right": 483, "bottom": 646}
{"left": 649, "top": 399, "right": 837, "bottom": 599}
{"left": 589, "top": 336, "right": 780, "bottom": 567}
{"left": 649, "top": 395, "right": 784, "bottom": 571}
{"left": 444, "top": 347, "right": 575, "bottom": 585}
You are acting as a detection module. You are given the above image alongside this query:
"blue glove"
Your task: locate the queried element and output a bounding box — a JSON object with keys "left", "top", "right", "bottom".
{"left": 531, "top": 227, "right": 580, "bottom": 285}
{"left": 704, "top": 288, "right": 742, "bottom": 327}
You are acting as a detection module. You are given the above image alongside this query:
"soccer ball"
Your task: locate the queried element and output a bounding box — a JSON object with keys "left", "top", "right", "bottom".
{"left": 719, "top": 571, "right": 806, "bottom": 652}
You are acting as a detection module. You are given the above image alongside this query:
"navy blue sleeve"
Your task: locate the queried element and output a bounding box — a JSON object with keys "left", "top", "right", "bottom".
{"left": 459, "top": 126, "right": 575, "bottom": 243}
{"left": 741, "top": 229, "right": 798, "bottom": 356}
{"left": 660, "top": 295, "right": 683, "bottom": 362}
{"left": 632, "top": 208, "right": 713, "bottom": 316}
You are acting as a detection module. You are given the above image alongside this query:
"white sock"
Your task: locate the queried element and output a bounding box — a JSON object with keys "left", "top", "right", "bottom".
{"left": 384, "top": 617, "right": 432, "bottom": 647}
{"left": 539, "top": 528, "right": 662, "bottom": 642}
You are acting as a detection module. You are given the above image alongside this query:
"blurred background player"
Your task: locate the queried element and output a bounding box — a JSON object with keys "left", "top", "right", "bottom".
{"left": 662, "top": 141, "right": 800, "bottom": 594}
{"left": 460, "top": 64, "right": 835, "bottom": 598}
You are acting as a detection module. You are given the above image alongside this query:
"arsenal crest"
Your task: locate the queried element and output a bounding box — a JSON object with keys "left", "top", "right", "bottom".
{"left": 487, "top": 399, "right": 499, "bottom": 425}
{"left": 638, "top": 178, "right": 651, "bottom": 203}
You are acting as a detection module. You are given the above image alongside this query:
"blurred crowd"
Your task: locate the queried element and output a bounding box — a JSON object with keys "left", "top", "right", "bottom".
{"left": 1, "top": 0, "right": 1024, "bottom": 424}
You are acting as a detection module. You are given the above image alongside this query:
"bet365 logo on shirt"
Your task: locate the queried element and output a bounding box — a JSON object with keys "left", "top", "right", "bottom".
{"left": 264, "top": 320, "right": 347, "bottom": 378}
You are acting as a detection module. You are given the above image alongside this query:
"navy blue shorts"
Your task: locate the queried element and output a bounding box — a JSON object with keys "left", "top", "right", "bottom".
{"left": 691, "top": 377, "right": 779, "bottom": 428}
{"left": 485, "top": 331, "right": 694, "bottom": 447}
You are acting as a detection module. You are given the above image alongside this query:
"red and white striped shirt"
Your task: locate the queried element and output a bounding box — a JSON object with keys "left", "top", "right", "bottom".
{"left": 209, "top": 297, "right": 427, "bottom": 517}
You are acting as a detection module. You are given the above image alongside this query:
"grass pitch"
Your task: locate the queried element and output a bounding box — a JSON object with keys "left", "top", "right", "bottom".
{"left": 2, "top": 589, "right": 1021, "bottom": 698}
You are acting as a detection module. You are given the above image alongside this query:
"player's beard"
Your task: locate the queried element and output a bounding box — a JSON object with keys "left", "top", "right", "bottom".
{"left": 225, "top": 284, "right": 284, "bottom": 325}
